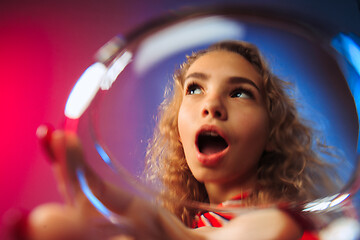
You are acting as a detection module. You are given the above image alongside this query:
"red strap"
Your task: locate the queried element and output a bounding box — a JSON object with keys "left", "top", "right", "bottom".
{"left": 301, "top": 231, "right": 319, "bottom": 240}
{"left": 203, "top": 212, "right": 223, "bottom": 227}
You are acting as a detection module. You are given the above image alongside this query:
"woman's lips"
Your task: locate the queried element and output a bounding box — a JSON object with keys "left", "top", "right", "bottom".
{"left": 195, "top": 125, "right": 229, "bottom": 167}
{"left": 197, "top": 147, "right": 229, "bottom": 167}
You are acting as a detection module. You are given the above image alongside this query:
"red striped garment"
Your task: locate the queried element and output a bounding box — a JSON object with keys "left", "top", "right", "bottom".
{"left": 192, "top": 193, "right": 319, "bottom": 240}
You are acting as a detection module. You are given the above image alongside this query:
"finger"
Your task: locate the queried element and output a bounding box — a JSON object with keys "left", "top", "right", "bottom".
{"left": 37, "top": 127, "right": 90, "bottom": 207}
{"left": 51, "top": 130, "right": 103, "bottom": 218}
{"left": 49, "top": 129, "right": 77, "bottom": 205}
{"left": 44, "top": 128, "right": 137, "bottom": 223}
{"left": 61, "top": 131, "right": 134, "bottom": 216}
{"left": 27, "top": 203, "right": 84, "bottom": 240}
{"left": 53, "top": 130, "right": 134, "bottom": 216}
{"left": 36, "top": 124, "right": 55, "bottom": 162}
{"left": 54, "top": 133, "right": 141, "bottom": 236}
{"left": 37, "top": 125, "right": 73, "bottom": 204}
{"left": 26, "top": 203, "right": 127, "bottom": 240}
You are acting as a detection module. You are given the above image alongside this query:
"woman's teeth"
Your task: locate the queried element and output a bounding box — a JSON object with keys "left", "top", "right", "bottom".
{"left": 202, "top": 131, "right": 220, "bottom": 137}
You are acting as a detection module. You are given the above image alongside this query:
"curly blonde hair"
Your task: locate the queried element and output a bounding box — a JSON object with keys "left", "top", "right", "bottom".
{"left": 145, "top": 40, "right": 339, "bottom": 226}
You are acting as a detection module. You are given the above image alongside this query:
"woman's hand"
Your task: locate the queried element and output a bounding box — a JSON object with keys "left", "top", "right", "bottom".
{"left": 25, "top": 126, "right": 135, "bottom": 240}
{"left": 12, "top": 125, "right": 303, "bottom": 240}
{"left": 25, "top": 126, "right": 198, "bottom": 240}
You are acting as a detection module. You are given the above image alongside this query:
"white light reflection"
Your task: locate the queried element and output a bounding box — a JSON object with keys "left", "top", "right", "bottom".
{"left": 65, "top": 62, "right": 107, "bottom": 119}
{"left": 303, "top": 201, "right": 331, "bottom": 212}
{"left": 134, "top": 16, "right": 245, "bottom": 73}
{"left": 100, "top": 51, "right": 132, "bottom": 90}
{"left": 303, "top": 193, "right": 351, "bottom": 212}
{"left": 329, "top": 193, "right": 350, "bottom": 207}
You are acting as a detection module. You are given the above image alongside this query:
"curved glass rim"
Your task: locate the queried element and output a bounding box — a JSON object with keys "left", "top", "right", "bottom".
{"left": 95, "top": 5, "right": 341, "bottom": 65}
{"left": 64, "top": 5, "right": 360, "bottom": 225}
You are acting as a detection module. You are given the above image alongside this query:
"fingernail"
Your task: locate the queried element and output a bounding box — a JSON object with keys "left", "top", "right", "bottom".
{"left": 36, "top": 124, "right": 55, "bottom": 162}
{"left": 4, "top": 209, "right": 29, "bottom": 240}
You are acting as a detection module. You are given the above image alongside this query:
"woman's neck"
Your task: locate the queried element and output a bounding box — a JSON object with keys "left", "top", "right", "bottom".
{"left": 204, "top": 174, "right": 257, "bottom": 204}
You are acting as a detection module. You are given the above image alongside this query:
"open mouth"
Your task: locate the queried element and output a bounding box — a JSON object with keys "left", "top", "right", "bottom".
{"left": 197, "top": 130, "right": 228, "bottom": 155}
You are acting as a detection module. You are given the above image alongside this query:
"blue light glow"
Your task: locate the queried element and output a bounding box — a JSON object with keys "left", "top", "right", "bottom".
{"left": 335, "top": 34, "right": 360, "bottom": 77}
{"left": 94, "top": 142, "right": 117, "bottom": 172}
{"left": 76, "top": 168, "right": 112, "bottom": 218}
{"left": 332, "top": 33, "right": 360, "bottom": 152}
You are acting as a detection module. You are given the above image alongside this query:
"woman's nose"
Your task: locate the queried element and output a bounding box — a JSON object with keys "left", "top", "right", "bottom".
{"left": 201, "top": 96, "right": 227, "bottom": 120}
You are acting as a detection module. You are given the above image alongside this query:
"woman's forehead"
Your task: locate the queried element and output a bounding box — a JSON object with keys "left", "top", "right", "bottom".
{"left": 185, "top": 50, "right": 263, "bottom": 87}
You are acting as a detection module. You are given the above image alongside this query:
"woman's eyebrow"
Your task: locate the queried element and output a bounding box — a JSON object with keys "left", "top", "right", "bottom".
{"left": 229, "top": 77, "right": 260, "bottom": 91}
{"left": 185, "top": 72, "right": 209, "bottom": 80}
{"left": 184, "top": 72, "right": 260, "bottom": 91}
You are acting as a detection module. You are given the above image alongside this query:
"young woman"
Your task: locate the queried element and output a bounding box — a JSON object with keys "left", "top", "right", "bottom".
{"left": 23, "top": 41, "right": 338, "bottom": 240}
{"left": 144, "top": 41, "right": 337, "bottom": 238}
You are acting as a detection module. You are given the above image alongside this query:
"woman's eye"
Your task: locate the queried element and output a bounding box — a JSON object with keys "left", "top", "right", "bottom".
{"left": 186, "top": 83, "right": 202, "bottom": 95}
{"left": 230, "top": 88, "right": 253, "bottom": 99}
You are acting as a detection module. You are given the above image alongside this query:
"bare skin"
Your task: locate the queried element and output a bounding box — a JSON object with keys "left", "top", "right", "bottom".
{"left": 23, "top": 128, "right": 302, "bottom": 240}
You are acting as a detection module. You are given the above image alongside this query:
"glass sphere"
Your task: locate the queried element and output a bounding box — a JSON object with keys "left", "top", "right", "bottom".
{"left": 64, "top": 6, "right": 359, "bottom": 228}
